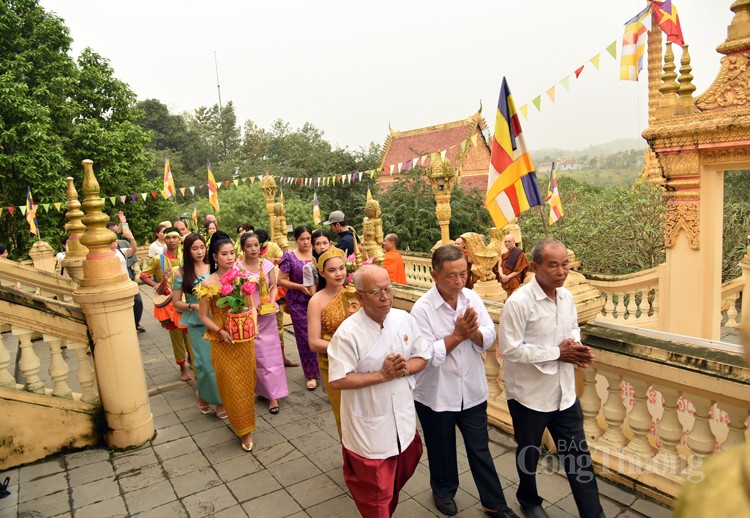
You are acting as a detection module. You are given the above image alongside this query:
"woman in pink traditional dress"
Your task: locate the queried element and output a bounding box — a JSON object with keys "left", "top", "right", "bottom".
{"left": 278, "top": 225, "right": 321, "bottom": 390}
{"left": 240, "top": 232, "right": 289, "bottom": 414}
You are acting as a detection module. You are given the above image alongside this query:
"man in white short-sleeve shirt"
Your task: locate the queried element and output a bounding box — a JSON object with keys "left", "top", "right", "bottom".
{"left": 329, "top": 265, "right": 431, "bottom": 518}
{"left": 499, "top": 239, "right": 603, "bottom": 518}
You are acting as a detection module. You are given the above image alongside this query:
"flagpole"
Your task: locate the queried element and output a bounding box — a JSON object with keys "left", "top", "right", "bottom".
{"left": 536, "top": 206, "right": 549, "bottom": 238}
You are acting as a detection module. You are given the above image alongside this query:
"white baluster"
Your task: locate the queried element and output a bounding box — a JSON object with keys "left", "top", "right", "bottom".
{"left": 68, "top": 340, "right": 99, "bottom": 405}
{"left": 650, "top": 386, "right": 684, "bottom": 474}
{"left": 721, "top": 404, "right": 749, "bottom": 449}
{"left": 12, "top": 326, "right": 45, "bottom": 393}
{"left": 624, "top": 378, "right": 656, "bottom": 460}
{"left": 43, "top": 334, "right": 72, "bottom": 399}
{"left": 598, "top": 372, "right": 628, "bottom": 447}
{"left": 603, "top": 291, "right": 615, "bottom": 318}
{"left": 485, "top": 342, "right": 501, "bottom": 403}
{"left": 0, "top": 326, "right": 16, "bottom": 389}
{"left": 580, "top": 367, "right": 603, "bottom": 442}
{"left": 685, "top": 396, "right": 717, "bottom": 474}
{"left": 725, "top": 293, "right": 740, "bottom": 328}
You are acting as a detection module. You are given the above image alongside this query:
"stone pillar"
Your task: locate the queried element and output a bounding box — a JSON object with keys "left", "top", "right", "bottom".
{"left": 62, "top": 176, "right": 88, "bottom": 281}
{"left": 72, "top": 159, "right": 153, "bottom": 448}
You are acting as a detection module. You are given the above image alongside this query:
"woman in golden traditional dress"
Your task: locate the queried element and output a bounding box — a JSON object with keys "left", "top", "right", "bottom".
{"left": 307, "top": 246, "right": 350, "bottom": 438}
{"left": 197, "top": 231, "right": 256, "bottom": 451}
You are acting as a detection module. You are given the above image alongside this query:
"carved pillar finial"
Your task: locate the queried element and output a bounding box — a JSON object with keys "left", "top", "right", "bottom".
{"left": 647, "top": 8, "right": 664, "bottom": 123}
{"left": 677, "top": 45, "right": 698, "bottom": 114}
{"left": 62, "top": 176, "right": 88, "bottom": 280}
{"left": 717, "top": 0, "right": 750, "bottom": 55}
{"left": 657, "top": 42, "right": 680, "bottom": 118}
{"left": 79, "top": 160, "right": 119, "bottom": 282}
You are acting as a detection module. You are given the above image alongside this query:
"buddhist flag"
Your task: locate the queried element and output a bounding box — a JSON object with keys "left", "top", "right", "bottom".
{"left": 366, "top": 185, "right": 373, "bottom": 202}
{"left": 546, "top": 162, "right": 564, "bottom": 224}
{"left": 652, "top": 0, "right": 685, "bottom": 47}
{"left": 207, "top": 160, "right": 219, "bottom": 213}
{"left": 25, "top": 185, "right": 39, "bottom": 236}
{"left": 279, "top": 187, "right": 285, "bottom": 205}
{"left": 191, "top": 202, "right": 198, "bottom": 226}
{"left": 312, "top": 190, "right": 321, "bottom": 225}
{"left": 163, "top": 155, "right": 175, "bottom": 199}
{"left": 485, "top": 77, "right": 543, "bottom": 229}
{"left": 620, "top": 5, "right": 651, "bottom": 81}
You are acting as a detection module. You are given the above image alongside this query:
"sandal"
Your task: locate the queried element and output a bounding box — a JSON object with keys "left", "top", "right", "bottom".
{"left": 306, "top": 379, "right": 317, "bottom": 391}
{"left": 215, "top": 409, "right": 228, "bottom": 420}
{"left": 241, "top": 434, "right": 253, "bottom": 452}
{"left": 198, "top": 403, "right": 212, "bottom": 415}
{"left": 269, "top": 404, "right": 280, "bottom": 415}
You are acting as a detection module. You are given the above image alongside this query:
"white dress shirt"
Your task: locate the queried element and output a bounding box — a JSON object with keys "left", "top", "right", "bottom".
{"left": 411, "top": 286, "right": 497, "bottom": 412}
{"left": 328, "top": 308, "right": 431, "bottom": 459}
{"left": 148, "top": 240, "right": 166, "bottom": 258}
{"left": 499, "top": 276, "right": 580, "bottom": 412}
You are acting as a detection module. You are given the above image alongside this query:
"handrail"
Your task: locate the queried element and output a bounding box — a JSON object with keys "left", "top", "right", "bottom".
{"left": 0, "top": 287, "right": 88, "bottom": 344}
{"left": 0, "top": 258, "right": 78, "bottom": 298}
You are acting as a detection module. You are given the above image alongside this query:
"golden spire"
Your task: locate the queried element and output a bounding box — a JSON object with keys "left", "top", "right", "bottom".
{"left": 717, "top": 0, "right": 750, "bottom": 55}
{"left": 657, "top": 42, "right": 680, "bottom": 118}
{"left": 647, "top": 6, "right": 664, "bottom": 123}
{"left": 677, "top": 45, "right": 697, "bottom": 114}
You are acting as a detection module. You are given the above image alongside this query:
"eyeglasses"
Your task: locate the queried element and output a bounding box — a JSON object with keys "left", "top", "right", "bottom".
{"left": 357, "top": 285, "right": 394, "bottom": 298}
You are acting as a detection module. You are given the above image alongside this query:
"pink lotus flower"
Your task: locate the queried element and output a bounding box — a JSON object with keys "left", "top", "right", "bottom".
{"left": 240, "top": 280, "right": 257, "bottom": 295}
{"left": 220, "top": 284, "right": 233, "bottom": 296}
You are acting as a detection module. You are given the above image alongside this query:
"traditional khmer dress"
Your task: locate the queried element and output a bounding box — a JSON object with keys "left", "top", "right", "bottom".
{"left": 319, "top": 287, "right": 350, "bottom": 439}
{"left": 172, "top": 270, "right": 221, "bottom": 405}
{"left": 196, "top": 285, "right": 256, "bottom": 437}
{"left": 279, "top": 251, "right": 320, "bottom": 380}
{"left": 245, "top": 259, "right": 289, "bottom": 401}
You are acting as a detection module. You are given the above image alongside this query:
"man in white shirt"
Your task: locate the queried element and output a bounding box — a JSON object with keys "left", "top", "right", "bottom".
{"left": 411, "top": 245, "right": 518, "bottom": 518}
{"left": 329, "top": 265, "right": 431, "bottom": 518}
{"left": 499, "top": 239, "right": 603, "bottom": 518}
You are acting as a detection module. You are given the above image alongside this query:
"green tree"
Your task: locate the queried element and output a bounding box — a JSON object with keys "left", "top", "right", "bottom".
{"left": 0, "top": 0, "right": 159, "bottom": 254}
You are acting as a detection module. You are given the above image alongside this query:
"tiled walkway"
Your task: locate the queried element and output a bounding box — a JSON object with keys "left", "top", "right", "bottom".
{"left": 0, "top": 288, "right": 673, "bottom": 517}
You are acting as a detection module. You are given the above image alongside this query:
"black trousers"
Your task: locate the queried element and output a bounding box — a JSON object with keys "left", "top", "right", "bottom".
{"left": 507, "top": 398, "right": 604, "bottom": 518}
{"left": 133, "top": 293, "right": 143, "bottom": 327}
{"left": 415, "top": 400, "right": 510, "bottom": 512}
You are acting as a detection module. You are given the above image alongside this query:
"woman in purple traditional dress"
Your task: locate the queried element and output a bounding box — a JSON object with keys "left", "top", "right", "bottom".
{"left": 239, "top": 232, "right": 289, "bottom": 414}
{"left": 278, "top": 225, "right": 321, "bottom": 390}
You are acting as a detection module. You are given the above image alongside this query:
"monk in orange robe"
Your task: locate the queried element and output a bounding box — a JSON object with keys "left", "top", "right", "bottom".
{"left": 499, "top": 235, "right": 530, "bottom": 297}
{"left": 382, "top": 233, "right": 407, "bottom": 284}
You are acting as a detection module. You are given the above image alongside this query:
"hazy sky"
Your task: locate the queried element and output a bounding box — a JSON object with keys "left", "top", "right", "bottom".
{"left": 40, "top": 1, "right": 734, "bottom": 153}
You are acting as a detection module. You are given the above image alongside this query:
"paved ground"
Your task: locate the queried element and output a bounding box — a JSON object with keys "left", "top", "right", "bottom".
{"left": 0, "top": 287, "right": 674, "bottom": 517}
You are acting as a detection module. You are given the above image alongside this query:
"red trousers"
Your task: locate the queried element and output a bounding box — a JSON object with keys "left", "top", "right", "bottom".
{"left": 343, "top": 432, "right": 423, "bottom": 518}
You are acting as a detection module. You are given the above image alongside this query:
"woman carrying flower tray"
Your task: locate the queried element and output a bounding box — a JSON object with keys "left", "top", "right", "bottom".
{"left": 198, "top": 231, "right": 258, "bottom": 452}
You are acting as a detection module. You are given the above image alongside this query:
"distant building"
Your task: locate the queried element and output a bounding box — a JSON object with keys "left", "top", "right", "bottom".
{"left": 378, "top": 110, "right": 491, "bottom": 191}
{"left": 538, "top": 158, "right": 583, "bottom": 173}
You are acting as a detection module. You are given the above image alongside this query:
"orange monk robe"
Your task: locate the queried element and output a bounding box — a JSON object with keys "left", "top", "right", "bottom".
{"left": 382, "top": 250, "right": 407, "bottom": 284}
{"left": 500, "top": 249, "right": 531, "bottom": 297}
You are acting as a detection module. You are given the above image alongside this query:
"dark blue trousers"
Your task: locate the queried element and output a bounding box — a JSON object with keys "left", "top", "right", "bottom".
{"left": 508, "top": 398, "right": 604, "bottom": 518}
{"left": 415, "top": 400, "right": 511, "bottom": 512}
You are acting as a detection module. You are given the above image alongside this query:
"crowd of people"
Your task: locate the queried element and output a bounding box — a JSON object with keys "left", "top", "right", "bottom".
{"left": 92, "top": 206, "right": 609, "bottom": 518}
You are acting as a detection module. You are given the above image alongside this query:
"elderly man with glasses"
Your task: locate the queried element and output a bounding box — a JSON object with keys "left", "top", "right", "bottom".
{"left": 328, "top": 265, "right": 431, "bottom": 517}
{"left": 411, "top": 245, "right": 518, "bottom": 518}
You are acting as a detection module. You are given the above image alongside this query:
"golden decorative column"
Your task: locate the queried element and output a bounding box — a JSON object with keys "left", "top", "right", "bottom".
{"left": 273, "top": 202, "right": 289, "bottom": 251}
{"left": 361, "top": 199, "right": 385, "bottom": 265}
{"left": 62, "top": 177, "right": 88, "bottom": 281}
{"left": 426, "top": 155, "right": 457, "bottom": 246}
{"left": 259, "top": 174, "right": 277, "bottom": 237}
{"left": 72, "top": 159, "right": 154, "bottom": 448}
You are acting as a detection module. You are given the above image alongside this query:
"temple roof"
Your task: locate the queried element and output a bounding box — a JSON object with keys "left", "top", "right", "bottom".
{"left": 379, "top": 110, "right": 488, "bottom": 171}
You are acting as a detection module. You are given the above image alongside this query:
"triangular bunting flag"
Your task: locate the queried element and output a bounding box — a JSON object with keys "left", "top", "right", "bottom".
{"left": 389, "top": 165, "right": 395, "bottom": 175}
{"left": 532, "top": 96, "right": 542, "bottom": 111}
{"left": 369, "top": 171, "right": 375, "bottom": 179}
{"left": 546, "top": 86, "right": 556, "bottom": 102}
{"left": 8, "top": 207, "right": 15, "bottom": 216}
{"left": 250, "top": 177, "right": 255, "bottom": 184}
{"left": 233, "top": 179, "right": 239, "bottom": 187}
{"left": 109, "top": 197, "right": 116, "bottom": 205}
{"left": 179, "top": 187, "right": 186, "bottom": 196}
{"left": 160, "top": 189, "right": 169, "bottom": 200}
{"left": 440, "top": 150, "right": 447, "bottom": 160}
{"left": 151, "top": 191, "right": 158, "bottom": 199}
{"left": 130, "top": 194, "right": 137, "bottom": 202}
{"left": 189, "top": 186, "right": 195, "bottom": 195}
{"left": 590, "top": 54, "right": 601, "bottom": 70}
{"left": 606, "top": 40, "right": 617, "bottom": 59}
{"left": 257, "top": 175, "right": 263, "bottom": 181}
{"left": 561, "top": 76, "right": 571, "bottom": 91}
{"left": 358, "top": 172, "right": 363, "bottom": 181}
{"left": 397, "top": 163, "right": 403, "bottom": 173}
{"left": 216, "top": 182, "right": 221, "bottom": 190}
{"left": 54, "top": 202, "right": 62, "bottom": 211}
{"left": 199, "top": 184, "right": 204, "bottom": 191}
{"left": 42, "top": 203, "right": 50, "bottom": 212}
{"left": 141, "top": 193, "right": 148, "bottom": 200}
{"left": 520, "top": 104, "right": 529, "bottom": 120}
{"left": 574, "top": 65, "right": 585, "bottom": 78}
{"left": 0, "top": 208, "right": 3, "bottom": 217}
{"left": 19, "top": 206, "right": 27, "bottom": 215}
{"left": 224, "top": 180, "right": 230, "bottom": 187}
{"left": 120, "top": 195, "right": 126, "bottom": 204}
